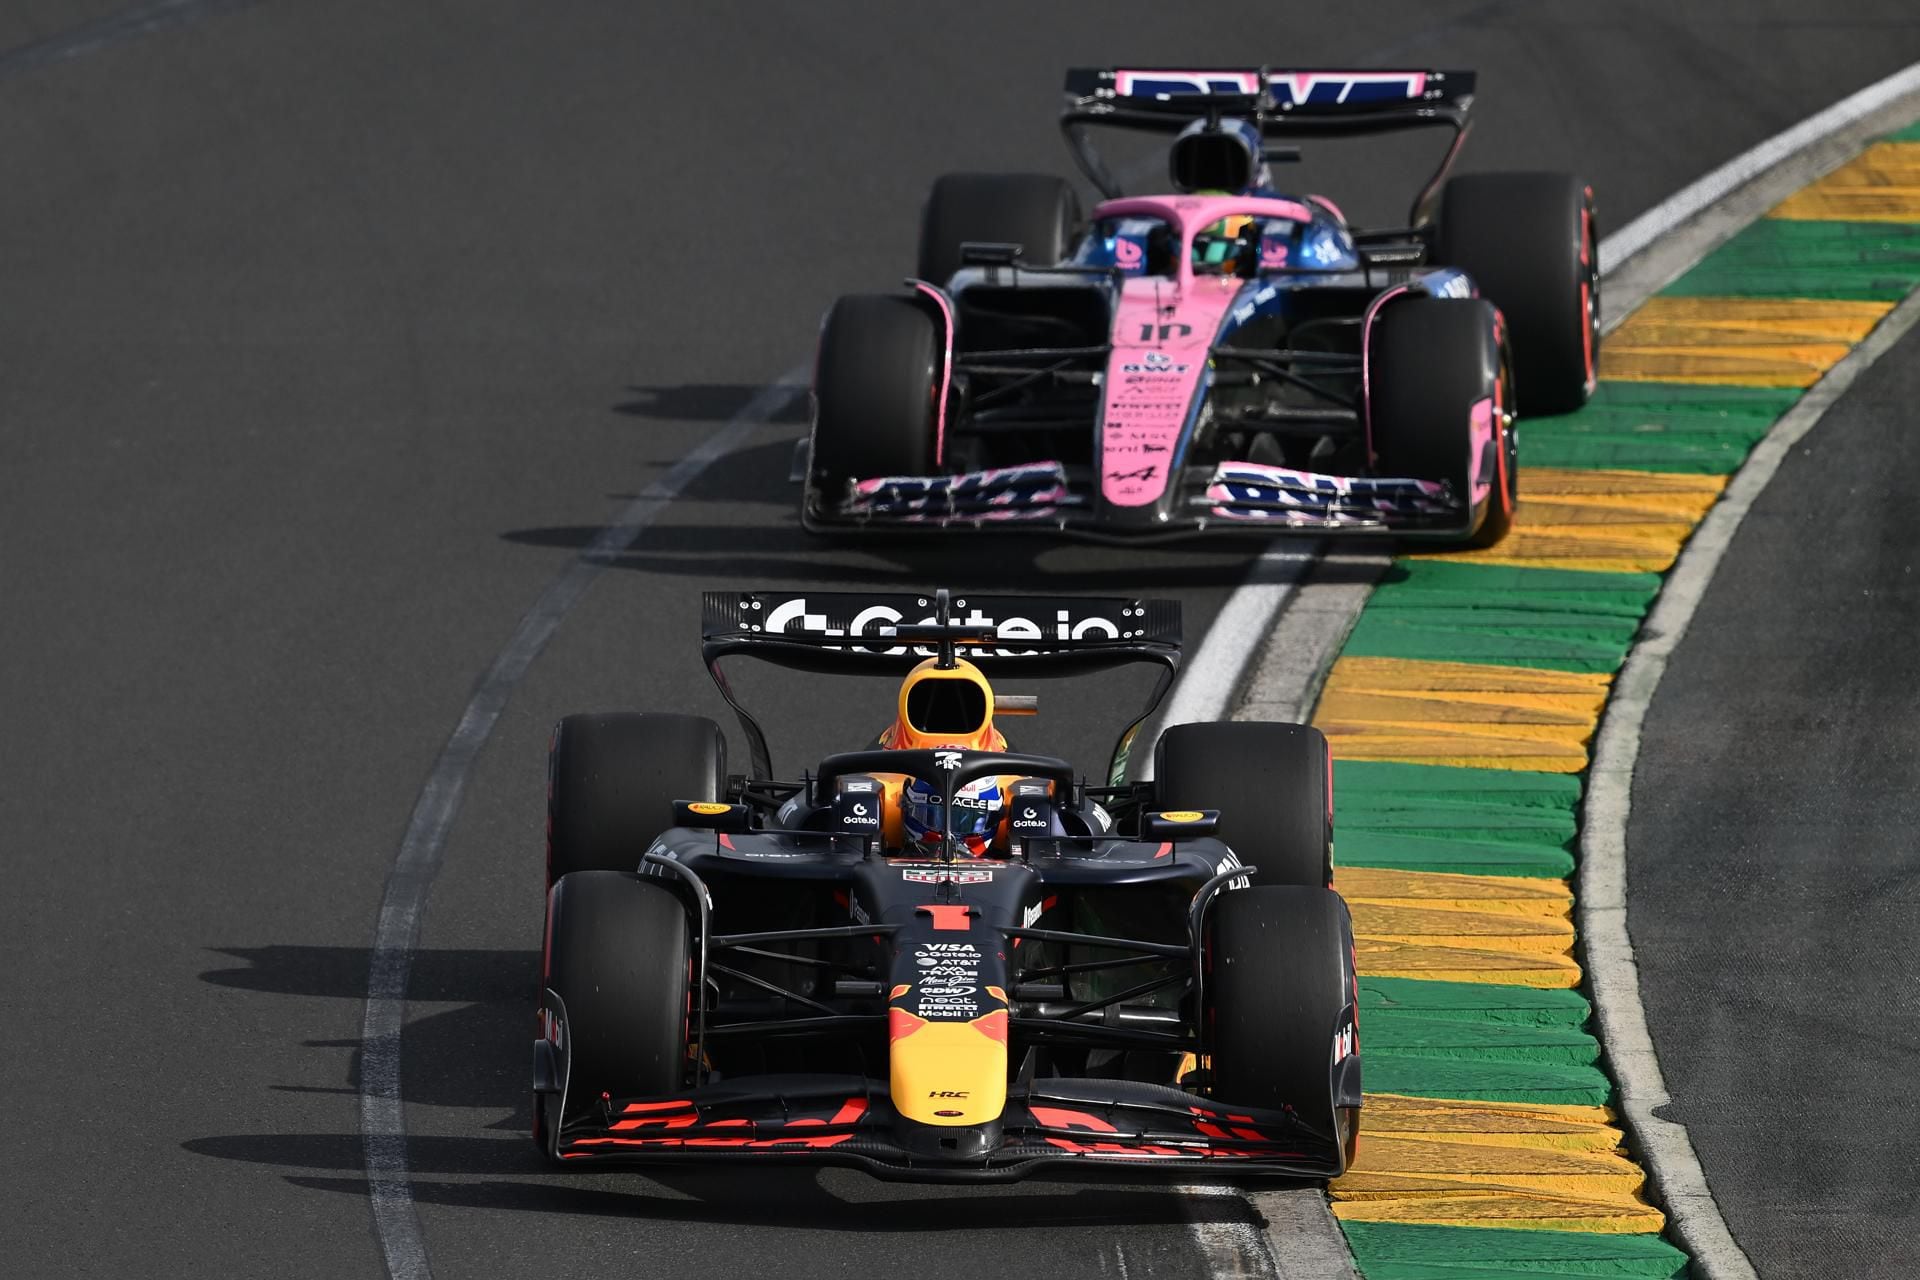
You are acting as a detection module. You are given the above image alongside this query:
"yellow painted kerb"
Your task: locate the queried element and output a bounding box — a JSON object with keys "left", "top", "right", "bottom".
{"left": 1769, "top": 141, "right": 1920, "bottom": 222}
{"left": 1601, "top": 296, "right": 1893, "bottom": 387}
{"left": 1314, "top": 656, "right": 1612, "bottom": 774}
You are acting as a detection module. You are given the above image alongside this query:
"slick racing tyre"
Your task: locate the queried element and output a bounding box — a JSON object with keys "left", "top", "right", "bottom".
{"left": 1154, "top": 721, "right": 1332, "bottom": 888}
{"left": 915, "top": 172, "right": 1083, "bottom": 286}
{"left": 1432, "top": 172, "right": 1598, "bottom": 415}
{"left": 1368, "top": 297, "right": 1516, "bottom": 549}
{"left": 546, "top": 711, "right": 726, "bottom": 887}
{"left": 1208, "top": 886, "right": 1360, "bottom": 1169}
{"left": 808, "top": 293, "right": 939, "bottom": 508}
{"left": 539, "top": 870, "right": 691, "bottom": 1146}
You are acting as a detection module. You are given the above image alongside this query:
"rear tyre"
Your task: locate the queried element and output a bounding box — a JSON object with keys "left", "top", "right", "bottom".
{"left": 1432, "top": 172, "right": 1598, "bottom": 415}
{"left": 547, "top": 712, "right": 726, "bottom": 887}
{"left": 1208, "top": 885, "right": 1360, "bottom": 1166}
{"left": 1369, "top": 298, "right": 1515, "bottom": 549}
{"left": 1154, "top": 721, "right": 1331, "bottom": 888}
{"left": 808, "top": 294, "right": 939, "bottom": 508}
{"left": 539, "top": 871, "right": 691, "bottom": 1144}
{"left": 916, "top": 172, "right": 1082, "bottom": 285}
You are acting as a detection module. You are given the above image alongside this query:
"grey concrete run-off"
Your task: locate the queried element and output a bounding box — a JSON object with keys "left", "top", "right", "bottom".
{"left": 1627, "top": 319, "right": 1920, "bottom": 1280}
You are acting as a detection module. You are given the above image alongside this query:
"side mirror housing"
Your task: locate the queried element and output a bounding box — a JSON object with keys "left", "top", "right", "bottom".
{"left": 1007, "top": 778, "right": 1054, "bottom": 837}
{"left": 1007, "top": 778, "right": 1055, "bottom": 858}
{"left": 833, "top": 774, "right": 884, "bottom": 839}
{"left": 674, "top": 800, "right": 752, "bottom": 833}
{"left": 1140, "top": 808, "right": 1220, "bottom": 841}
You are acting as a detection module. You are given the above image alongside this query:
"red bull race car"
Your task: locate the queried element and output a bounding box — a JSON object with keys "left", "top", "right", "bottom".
{"left": 533, "top": 589, "right": 1362, "bottom": 1180}
{"left": 799, "top": 67, "right": 1599, "bottom": 545}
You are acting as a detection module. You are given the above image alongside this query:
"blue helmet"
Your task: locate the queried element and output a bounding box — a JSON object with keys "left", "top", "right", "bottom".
{"left": 902, "top": 775, "right": 1005, "bottom": 857}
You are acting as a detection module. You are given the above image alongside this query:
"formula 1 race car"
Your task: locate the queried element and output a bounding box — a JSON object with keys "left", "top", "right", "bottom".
{"left": 799, "top": 67, "right": 1600, "bottom": 544}
{"left": 533, "top": 589, "right": 1361, "bottom": 1181}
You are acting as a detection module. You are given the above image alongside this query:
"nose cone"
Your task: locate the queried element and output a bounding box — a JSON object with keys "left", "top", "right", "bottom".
{"left": 888, "top": 1007, "right": 1009, "bottom": 1127}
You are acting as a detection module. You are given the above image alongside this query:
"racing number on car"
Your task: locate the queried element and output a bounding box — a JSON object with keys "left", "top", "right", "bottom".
{"left": 1135, "top": 322, "right": 1193, "bottom": 341}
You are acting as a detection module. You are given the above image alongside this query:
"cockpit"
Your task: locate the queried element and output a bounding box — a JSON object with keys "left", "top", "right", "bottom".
{"left": 1074, "top": 208, "right": 1352, "bottom": 280}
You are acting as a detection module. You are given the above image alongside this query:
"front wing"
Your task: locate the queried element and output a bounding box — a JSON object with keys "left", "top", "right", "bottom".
{"left": 549, "top": 1074, "right": 1349, "bottom": 1182}
{"left": 809, "top": 459, "right": 1472, "bottom": 542}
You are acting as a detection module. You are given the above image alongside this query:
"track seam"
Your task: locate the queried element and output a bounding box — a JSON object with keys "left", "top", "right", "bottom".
{"left": 0, "top": 0, "right": 266, "bottom": 81}
{"left": 358, "top": 374, "right": 804, "bottom": 1279}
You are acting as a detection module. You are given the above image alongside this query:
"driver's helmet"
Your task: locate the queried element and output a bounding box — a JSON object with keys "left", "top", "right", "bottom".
{"left": 902, "top": 775, "right": 1006, "bottom": 857}
{"left": 1192, "top": 214, "right": 1257, "bottom": 275}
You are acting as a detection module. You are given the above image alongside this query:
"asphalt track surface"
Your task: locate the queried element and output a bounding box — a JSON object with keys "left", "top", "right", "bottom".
{"left": 2, "top": 3, "right": 1917, "bottom": 1276}
{"left": 1628, "top": 320, "right": 1920, "bottom": 1279}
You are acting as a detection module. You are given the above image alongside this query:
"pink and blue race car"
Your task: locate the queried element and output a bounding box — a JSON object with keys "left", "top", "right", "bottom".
{"left": 799, "top": 67, "right": 1599, "bottom": 546}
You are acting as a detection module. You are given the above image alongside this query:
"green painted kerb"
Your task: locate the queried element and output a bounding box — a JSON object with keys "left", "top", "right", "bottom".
{"left": 1520, "top": 380, "right": 1801, "bottom": 474}
{"left": 1362, "top": 977, "right": 1589, "bottom": 1027}
{"left": 1340, "top": 1222, "right": 1688, "bottom": 1280}
{"left": 1337, "top": 760, "right": 1580, "bottom": 879}
{"left": 1662, "top": 218, "right": 1920, "bottom": 301}
{"left": 1341, "top": 561, "right": 1659, "bottom": 675}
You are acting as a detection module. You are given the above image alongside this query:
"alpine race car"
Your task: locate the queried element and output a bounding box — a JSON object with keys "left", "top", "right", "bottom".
{"left": 533, "top": 589, "right": 1362, "bottom": 1181}
{"left": 799, "top": 67, "right": 1600, "bottom": 544}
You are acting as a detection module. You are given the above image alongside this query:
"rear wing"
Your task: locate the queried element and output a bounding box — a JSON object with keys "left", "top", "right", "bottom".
{"left": 1059, "top": 66, "right": 1476, "bottom": 220}
{"left": 701, "top": 589, "right": 1181, "bottom": 783}
{"left": 1062, "top": 67, "right": 1474, "bottom": 122}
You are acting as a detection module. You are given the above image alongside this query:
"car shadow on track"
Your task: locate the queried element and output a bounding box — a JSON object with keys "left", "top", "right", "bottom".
{"left": 186, "top": 1122, "right": 1299, "bottom": 1229}
{"left": 501, "top": 518, "right": 1303, "bottom": 590}
{"left": 258, "top": 1166, "right": 1294, "bottom": 1229}
{"left": 200, "top": 944, "right": 539, "bottom": 1122}
{"left": 201, "top": 944, "right": 530, "bottom": 1004}
{"left": 612, "top": 383, "right": 808, "bottom": 426}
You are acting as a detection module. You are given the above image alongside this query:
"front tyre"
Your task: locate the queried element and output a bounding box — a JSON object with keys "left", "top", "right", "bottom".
{"left": 1368, "top": 298, "right": 1515, "bottom": 549}
{"left": 537, "top": 871, "right": 692, "bottom": 1153}
{"left": 806, "top": 293, "right": 940, "bottom": 520}
{"left": 1208, "top": 886, "right": 1361, "bottom": 1171}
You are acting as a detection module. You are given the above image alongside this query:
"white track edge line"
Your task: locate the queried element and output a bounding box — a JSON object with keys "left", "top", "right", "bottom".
{"left": 360, "top": 373, "right": 806, "bottom": 1280}
{"left": 1583, "top": 286, "right": 1920, "bottom": 1280}
{"left": 1177, "top": 1184, "right": 1284, "bottom": 1280}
